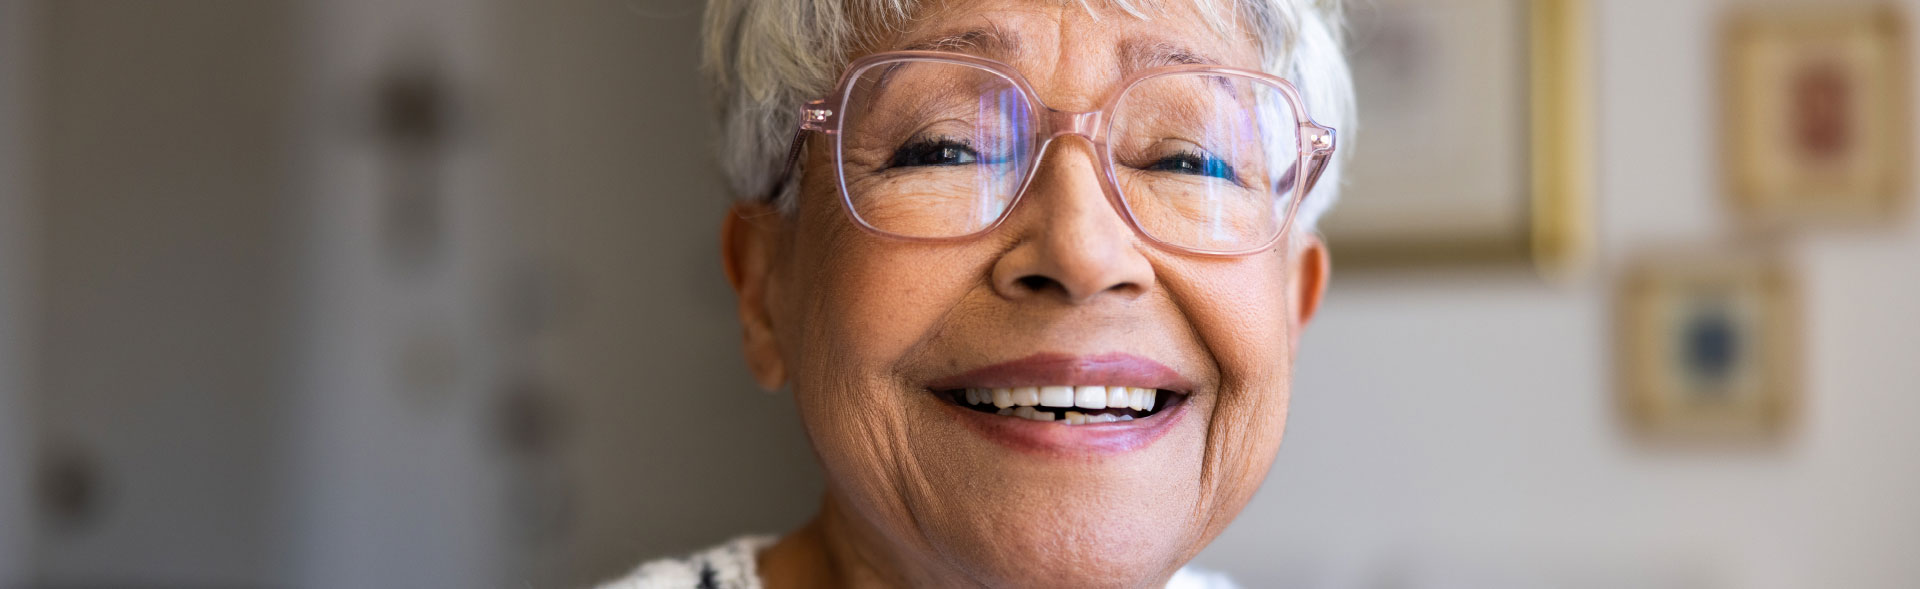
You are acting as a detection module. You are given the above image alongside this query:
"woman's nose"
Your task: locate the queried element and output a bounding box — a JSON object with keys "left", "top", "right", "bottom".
{"left": 989, "top": 140, "right": 1155, "bottom": 304}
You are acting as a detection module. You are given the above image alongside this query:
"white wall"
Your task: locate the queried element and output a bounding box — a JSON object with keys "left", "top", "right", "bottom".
{"left": 0, "top": 1, "right": 37, "bottom": 585}
{"left": 1192, "top": 1, "right": 1920, "bottom": 587}
{"left": 490, "top": 2, "right": 823, "bottom": 585}
{"left": 284, "top": 1, "right": 508, "bottom": 588}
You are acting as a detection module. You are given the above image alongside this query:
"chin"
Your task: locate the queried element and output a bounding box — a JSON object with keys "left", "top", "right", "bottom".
{"left": 925, "top": 501, "right": 1201, "bottom": 589}
{"left": 898, "top": 389, "right": 1224, "bottom": 588}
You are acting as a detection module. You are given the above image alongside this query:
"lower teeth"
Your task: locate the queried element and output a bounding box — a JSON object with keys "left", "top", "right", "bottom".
{"left": 993, "top": 407, "right": 1136, "bottom": 425}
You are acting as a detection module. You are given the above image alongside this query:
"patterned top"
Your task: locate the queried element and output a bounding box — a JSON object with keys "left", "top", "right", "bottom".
{"left": 593, "top": 535, "right": 1240, "bottom": 589}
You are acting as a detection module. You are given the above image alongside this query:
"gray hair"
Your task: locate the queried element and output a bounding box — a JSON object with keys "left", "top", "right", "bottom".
{"left": 700, "top": 0, "right": 1354, "bottom": 230}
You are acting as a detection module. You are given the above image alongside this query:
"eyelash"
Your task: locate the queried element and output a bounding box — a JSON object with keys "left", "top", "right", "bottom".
{"left": 888, "top": 138, "right": 1247, "bottom": 187}
{"left": 1144, "top": 149, "right": 1238, "bottom": 182}
{"left": 888, "top": 138, "right": 981, "bottom": 168}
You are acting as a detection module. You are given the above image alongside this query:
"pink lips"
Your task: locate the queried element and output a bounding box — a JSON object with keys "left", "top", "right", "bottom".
{"left": 928, "top": 353, "right": 1195, "bottom": 456}
{"left": 925, "top": 352, "right": 1196, "bottom": 393}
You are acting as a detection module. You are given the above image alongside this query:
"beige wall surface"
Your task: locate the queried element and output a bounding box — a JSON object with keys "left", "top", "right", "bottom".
{"left": 1194, "top": 1, "right": 1920, "bottom": 587}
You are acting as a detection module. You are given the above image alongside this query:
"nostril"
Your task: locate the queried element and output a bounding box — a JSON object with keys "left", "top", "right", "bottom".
{"left": 1015, "top": 274, "right": 1061, "bottom": 294}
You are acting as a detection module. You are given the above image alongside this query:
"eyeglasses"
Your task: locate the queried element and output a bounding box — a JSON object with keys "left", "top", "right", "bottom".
{"left": 771, "top": 51, "right": 1336, "bottom": 257}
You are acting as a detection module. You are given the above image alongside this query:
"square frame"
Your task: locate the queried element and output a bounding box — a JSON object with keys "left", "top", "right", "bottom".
{"left": 1722, "top": 4, "right": 1913, "bottom": 229}
{"left": 1326, "top": 0, "right": 1591, "bottom": 274}
{"left": 1616, "top": 249, "right": 1800, "bottom": 441}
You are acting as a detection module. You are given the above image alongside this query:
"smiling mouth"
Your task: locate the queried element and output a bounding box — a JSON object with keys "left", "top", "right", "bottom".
{"left": 937, "top": 386, "right": 1182, "bottom": 425}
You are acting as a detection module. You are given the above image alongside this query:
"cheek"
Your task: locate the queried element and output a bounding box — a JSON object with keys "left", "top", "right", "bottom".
{"left": 777, "top": 182, "right": 994, "bottom": 526}
{"left": 1168, "top": 255, "right": 1297, "bottom": 528}
{"left": 797, "top": 241, "right": 988, "bottom": 378}
{"left": 781, "top": 168, "right": 990, "bottom": 373}
{"left": 1179, "top": 255, "right": 1296, "bottom": 392}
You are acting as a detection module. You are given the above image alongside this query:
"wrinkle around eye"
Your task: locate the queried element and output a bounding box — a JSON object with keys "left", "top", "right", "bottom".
{"left": 1117, "top": 139, "right": 1255, "bottom": 188}
{"left": 842, "top": 107, "right": 1001, "bottom": 152}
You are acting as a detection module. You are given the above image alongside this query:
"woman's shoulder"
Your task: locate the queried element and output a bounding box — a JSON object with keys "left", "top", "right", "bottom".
{"left": 592, "top": 534, "right": 1238, "bottom": 589}
{"left": 593, "top": 535, "right": 776, "bottom": 589}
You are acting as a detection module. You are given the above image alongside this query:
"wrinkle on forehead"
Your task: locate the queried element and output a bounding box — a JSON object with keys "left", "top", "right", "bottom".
{"left": 862, "top": 0, "right": 1259, "bottom": 66}
{"left": 896, "top": 22, "right": 1224, "bottom": 71}
{"left": 883, "top": 17, "right": 1244, "bottom": 79}
{"left": 880, "top": 0, "right": 1244, "bottom": 33}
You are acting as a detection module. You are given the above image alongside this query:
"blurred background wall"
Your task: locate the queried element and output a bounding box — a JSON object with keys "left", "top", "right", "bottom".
{"left": 282, "top": 1, "right": 508, "bottom": 587}
{"left": 1, "top": 0, "right": 36, "bottom": 586}
{"left": 27, "top": 2, "right": 296, "bottom": 585}
{"left": 0, "top": 1, "right": 1914, "bottom": 588}
{"left": 1193, "top": 2, "right": 1920, "bottom": 588}
{"left": 1198, "top": 1, "right": 1920, "bottom": 587}
{"left": 487, "top": 1, "right": 822, "bottom": 584}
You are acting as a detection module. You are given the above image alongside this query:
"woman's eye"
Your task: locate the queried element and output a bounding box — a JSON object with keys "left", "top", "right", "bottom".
{"left": 888, "top": 139, "right": 979, "bottom": 168}
{"left": 1146, "top": 151, "right": 1237, "bottom": 182}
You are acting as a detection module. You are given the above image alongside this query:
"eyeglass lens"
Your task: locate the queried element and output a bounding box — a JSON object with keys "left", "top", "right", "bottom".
{"left": 835, "top": 59, "right": 1304, "bottom": 252}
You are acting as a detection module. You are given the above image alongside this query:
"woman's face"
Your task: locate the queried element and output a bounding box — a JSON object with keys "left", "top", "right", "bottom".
{"left": 724, "top": 1, "right": 1328, "bottom": 586}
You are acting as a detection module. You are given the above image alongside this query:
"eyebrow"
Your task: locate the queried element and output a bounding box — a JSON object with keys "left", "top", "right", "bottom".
{"left": 899, "top": 25, "right": 1024, "bottom": 62}
{"left": 1120, "top": 39, "right": 1221, "bottom": 71}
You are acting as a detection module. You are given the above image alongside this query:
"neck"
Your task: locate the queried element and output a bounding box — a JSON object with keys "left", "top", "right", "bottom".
{"left": 760, "top": 494, "right": 1197, "bottom": 588}
{"left": 759, "top": 494, "right": 955, "bottom": 589}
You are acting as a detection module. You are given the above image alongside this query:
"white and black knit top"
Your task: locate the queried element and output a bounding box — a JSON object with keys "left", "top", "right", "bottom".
{"left": 593, "top": 535, "right": 1240, "bottom": 589}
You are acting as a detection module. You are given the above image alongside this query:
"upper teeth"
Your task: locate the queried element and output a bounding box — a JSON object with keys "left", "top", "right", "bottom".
{"left": 962, "top": 386, "right": 1159, "bottom": 412}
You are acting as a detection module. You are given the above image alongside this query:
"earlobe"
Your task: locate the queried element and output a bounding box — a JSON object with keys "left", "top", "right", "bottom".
{"left": 721, "top": 203, "right": 789, "bottom": 391}
{"left": 1291, "top": 234, "right": 1330, "bottom": 330}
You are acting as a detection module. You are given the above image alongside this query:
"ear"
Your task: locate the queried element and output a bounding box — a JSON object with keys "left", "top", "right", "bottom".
{"left": 722, "top": 202, "right": 788, "bottom": 391}
{"left": 1289, "top": 233, "right": 1330, "bottom": 333}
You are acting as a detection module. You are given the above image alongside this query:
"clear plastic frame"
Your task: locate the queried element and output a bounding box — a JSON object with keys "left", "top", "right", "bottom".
{"left": 772, "top": 50, "right": 1337, "bottom": 257}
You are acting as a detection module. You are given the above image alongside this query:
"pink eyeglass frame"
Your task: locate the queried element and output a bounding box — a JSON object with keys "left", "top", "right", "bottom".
{"left": 769, "top": 50, "right": 1338, "bottom": 257}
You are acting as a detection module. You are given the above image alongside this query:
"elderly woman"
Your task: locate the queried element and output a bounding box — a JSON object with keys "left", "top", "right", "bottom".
{"left": 602, "top": 0, "right": 1352, "bottom": 586}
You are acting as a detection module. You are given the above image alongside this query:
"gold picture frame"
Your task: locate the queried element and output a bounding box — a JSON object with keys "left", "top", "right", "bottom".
{"left": 1327, "top": 0, "right": 1591, "bottom": 275}
{"left": 1616, "top": 249, "right": 1800, "bottom": 441}
{"left": 1722, "top": 4, "right": 1912, "bottom": 229}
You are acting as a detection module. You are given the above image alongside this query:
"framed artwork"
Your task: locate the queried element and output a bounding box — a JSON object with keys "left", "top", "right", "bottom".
{"left": 1722, "top": 5, "right": 1912, "bottom": 228}
{"left": 1326, "top": 0, "right": 1590, "bottom": 272}
{"left": 1616, "top": 249, "right": 1799, "bottom": 440}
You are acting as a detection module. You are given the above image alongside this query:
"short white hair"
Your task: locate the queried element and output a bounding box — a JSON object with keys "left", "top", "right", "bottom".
{"left": 700, "top": 0, "right": 1354, "bottom": 230}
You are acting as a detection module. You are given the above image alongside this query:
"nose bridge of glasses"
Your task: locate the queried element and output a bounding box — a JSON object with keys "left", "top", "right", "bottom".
{"left": 1044, "top": 108, "right": 1104, "bottom": 141}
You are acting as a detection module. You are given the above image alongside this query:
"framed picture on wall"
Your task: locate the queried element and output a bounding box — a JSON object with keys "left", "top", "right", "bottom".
{"left": 1326, "top": 0, "right": 1590, "bottom": 272}
{"left": 1722, "top": 5, "right": 1912, "bottom": 229}
{"left": 1616, "top": 249, "right": 1799, "bottom": 441}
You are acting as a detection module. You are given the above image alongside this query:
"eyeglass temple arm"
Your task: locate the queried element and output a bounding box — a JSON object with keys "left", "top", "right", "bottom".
{"left": 762, "top": 130, "right": 807, "bottom": 203}
{"left": 761, "top": 100, "right": 836, "bottom": 203}
{"left": 1298, "top": 124, "right": 1337, "bottom": 199}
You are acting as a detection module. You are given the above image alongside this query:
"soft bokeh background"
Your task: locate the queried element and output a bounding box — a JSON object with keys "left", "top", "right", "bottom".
{"left": 0, "top": 1, "right": 1915, "bottom": 588}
